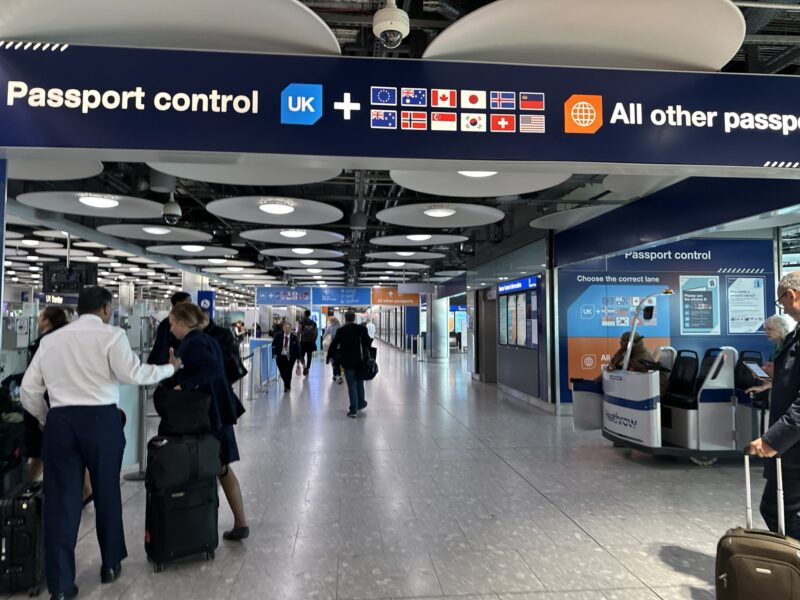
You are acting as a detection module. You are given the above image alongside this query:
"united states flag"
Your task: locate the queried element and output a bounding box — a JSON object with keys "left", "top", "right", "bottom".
{"left": 519, "top": 114, "right": 545, "bottom": 133}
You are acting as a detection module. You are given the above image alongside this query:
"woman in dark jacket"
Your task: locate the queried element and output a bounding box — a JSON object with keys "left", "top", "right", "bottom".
{"left": 170, "top": 303, "right": 249, "bottom": 541}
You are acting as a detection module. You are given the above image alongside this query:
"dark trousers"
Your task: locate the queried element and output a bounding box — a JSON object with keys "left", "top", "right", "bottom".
{"left": 331, "top": 360, "right": 341, "bottom": 379}
{"left": 43, "top": 405, "right": 127, "bottom": 594}
{"left": 344, "top": 368, "right": 366, "bottom": 414}
{"left": 301, "top": 343, "right": 315, "bottom": 370}
{"left": 276, "top": 355, "right": 294, "bottom": 389}
{"left": 760, "top": 477, "right": 800, "bottom": 539}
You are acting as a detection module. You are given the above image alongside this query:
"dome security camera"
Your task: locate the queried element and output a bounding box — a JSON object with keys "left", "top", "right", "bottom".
{"left": 373, "top": 0, "right": 410, "bottom": 50}
{"left": 162, "top": 193, "right": 182, "bottom": 225}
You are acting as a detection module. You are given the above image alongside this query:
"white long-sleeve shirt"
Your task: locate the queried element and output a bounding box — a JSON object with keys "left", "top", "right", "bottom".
{"left": 20, "top": 314, "right": 175, "bottom": 424}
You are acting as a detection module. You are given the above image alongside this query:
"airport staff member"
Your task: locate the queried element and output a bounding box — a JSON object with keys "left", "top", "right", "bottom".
{"left": 750, "top": 272, "right": 800, "bottom": 539}
{"left": 20, "top": 287, "right": 180, "bottom": 600}
{"left": 147, "top": 290, "right": 191, "bottom": 364}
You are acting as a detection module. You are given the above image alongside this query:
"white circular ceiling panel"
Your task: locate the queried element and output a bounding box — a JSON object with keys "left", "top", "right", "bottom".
{"left": 273, "top": 260, "right": 344, "bottom": 269}
{"left": 436, "top": 270, "right": 466, "bottom": 277}
{"left": 0, "top": 0, "right": 341, "bottom": 56}
{"left": 283, "top": 269, "right": 344, "bottom": 276}
{"left": 103, "top": 249, "right": 137, "bottom": 258}
{"left": 376, "top": 202, "right": 505, "bottom": 228}
{"left": 179, "top": 258, "right": 254, "bottom": 267}
{"left": 73, "top": 241, "right": 108, "bottom": 249}
{"left": 365, "top": 251, "right": 445, "bottom": 260}
{"left": 148, "top": 158, "right": 340, "bottom": 187}
{"left": 8, "top": 158, "right": 103, "bottom": 181}
{"left": 32, "top": 230, "right": 73, "bottom": 239}
{"left": 242, "top": 228, "right": 345, "bottom": 245}
{"left": 17, "top": 191, "right": 163, "bottom": 219}
{"left": 390, "top": 170, "right": 571, "bottom": 198}
{"left": 362, "top": 262, "right": 430, "bottom": 271}
{"left": 260, "top": 247, "right": 344, "bottom": 259}
{"left": 370, "top": 234, "right": 468, "bottom": 247}
{"left": 203, "top": 267, "right": 269, "bottom": 274}
{"left": 530, "top": 205, "right": 618, "bottom": 231}
{"left": 147, "top": 245, "right": 237, "bottom": 257}
{"left": 206, "top": 197, "right": 343, "bottom": 226}
{"left": 423, "top": 0, "right": 745, "bottom": 71}
{"left": 5, "top": 240, "right": 62, "bottom": 249}
{"left": 97, "top": 224, "right": 212, "bottom": 243}
{"left": 36, "top": 248, "right": 92, "bottom": 257}
{"left": 4, "top": 231, "right": 22, "bottom": 240}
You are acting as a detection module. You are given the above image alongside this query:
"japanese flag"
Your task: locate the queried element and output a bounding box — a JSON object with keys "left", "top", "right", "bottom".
{"left": 460, "top": 90, "right": 486, "bottom": 110}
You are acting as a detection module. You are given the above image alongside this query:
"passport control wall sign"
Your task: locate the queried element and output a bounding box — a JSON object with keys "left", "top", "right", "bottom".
{"left": 1, "top": 44, "right": 800, "bottom": 170}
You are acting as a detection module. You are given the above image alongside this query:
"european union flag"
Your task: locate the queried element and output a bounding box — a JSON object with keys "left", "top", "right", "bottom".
{"left": 401, "top": 87, "right": 427, "bottom": 106}
{"left": 371, "top": 86, "right": 397, "bottom": 106}
{"left": 371, "top": 109, "right": 397, "bottom": 129}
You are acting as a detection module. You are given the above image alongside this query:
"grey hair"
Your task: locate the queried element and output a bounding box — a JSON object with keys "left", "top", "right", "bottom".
{"left": 765, "top": 314, "right": 795, "bottom": 338}
{"left": 779, "top": 272, "right": 800, "bottom": 292}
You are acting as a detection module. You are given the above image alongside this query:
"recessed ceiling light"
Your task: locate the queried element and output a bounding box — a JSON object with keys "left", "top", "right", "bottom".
{"left": 258, "top": 201, "right": 294, "bottom": 215}
{"left": 380, "top": 276, "right": 389, "bottom": 280}
{"left": 109, "top": 262, "right": 122, "bottom": 267}
{"left": 457, "top": 170, "right": 498, "bottom": 178}
{"left": 143, "top": 226, "right": 171, "bottom": 235}
{"left": 11, "top": 277, "right": 17, "bottom": 282}
{"left": 226, "top": 266, "right": 244, "bottom": 272}
{"left": 28, "top": 266, "right": 39, "bottom": 271}
{"left": 307, "top": 268, "right": 322, "bottom": 273}
{"left": 423, "top": 206, "right": 456, "bottom": 218}
{"left": 388, "top": 261, "right": 405, "bottom": 267}
{"left": 181, "top": 245, "right": 205, "bottom": 253}
{"left": 86, "top": 256, "right": 100, "bottom": 262}
{"left": 21, "top": 240, "right": 39, "bottom": 246}
{"left": 129, "top": 267, "right": 140, "bottom": 272}
{"left": 396, "top": 251, "right": 415, "bottom": 257}
{"left": 208, "top": 258, "right": 227, "bottom": 264}
{"left": 78, "top": 194, "right": 119, "bottom": 209}
{"left": 319, "top": 284, "right": 328, "bottom": 288}
{"left": 312, "top": 275, "right": 322, "bottom": 279}
{"left": 25, "top": 255, "right": 37, "bottom": 261}
{"left": 406, "top": 234, "right": 431, "bottom": 242}
{"left": 6, "top": 270, "right": 14, "bottom": 275}
{"left": 300, "top": 259, "right": 319, "bottom": 266}
{"left": 280, "top": 229, "right": 307, "bottom": 238}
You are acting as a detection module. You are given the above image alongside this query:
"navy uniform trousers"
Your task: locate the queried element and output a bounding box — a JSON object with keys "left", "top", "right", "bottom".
{"left": 43, "top": 405, "right": 127, "bottom": 594}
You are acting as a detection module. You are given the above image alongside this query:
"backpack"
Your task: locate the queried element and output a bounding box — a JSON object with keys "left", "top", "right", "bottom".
{"left": 301, "top": 321, "right": 317, "bottom": 344}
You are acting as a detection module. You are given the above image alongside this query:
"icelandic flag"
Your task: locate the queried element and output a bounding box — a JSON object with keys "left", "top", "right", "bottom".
{"left": 519, "top": 92, "right": 545, "bottom": 110}
{"left": 400, "top": 87, "right": 427, "bottom": 106}
{"left": 371, "top": 86, "right": 397, "bottom": 105}
{"left": 401, "top": 111, "right": 427, "bottom": 130}
{"left": 371, "top": 110, "right": 397, "bottom": 129}
{"left": 490, "top": 91, "right": 515, "bottom": 110}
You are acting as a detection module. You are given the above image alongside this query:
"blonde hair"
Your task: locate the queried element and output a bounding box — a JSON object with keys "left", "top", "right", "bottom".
{"left": 170, "top": 303, "right": 209, "bottom": 330}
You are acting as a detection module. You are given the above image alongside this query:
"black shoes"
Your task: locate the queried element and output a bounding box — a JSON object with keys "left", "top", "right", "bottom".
{"left": 50, "top": 585, "right": 78, "bottom": 600}
{"left": 100, "top": 562, "right": 121, "bottom": 584}
{"left": 347, "top": 411, "right": 359, "bottom": 418}
{"left": 223, "top": 526, "right": 250, "bottom": 541}
{"left": 358, "top": 401, "right": 368, "bottom": 410}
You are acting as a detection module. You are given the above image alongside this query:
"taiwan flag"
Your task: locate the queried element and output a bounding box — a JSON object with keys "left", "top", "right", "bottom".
{"left": 401, "top": 111, "right": 427, "bottom": 130}
{"left": 431, "top": 89, "right": 457, "bottom": 108}
{"left": 490, "top": 114, "right": 516, "bottom": 132}
{"left": 519, "top": 92, "right": 545, "bottom": 110}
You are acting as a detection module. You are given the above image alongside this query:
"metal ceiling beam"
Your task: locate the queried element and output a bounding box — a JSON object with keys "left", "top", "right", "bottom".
{"left": 763, "top": 45, "right": 800, "bottom": 71}
{"left": 314, "top": 12, "right": 449, "bottom": 29}
{"left": 743, "top": 34, "right": 800, "bottom": 44}
{"left": 736, "top": 1, "right": 800, "bottom": 10}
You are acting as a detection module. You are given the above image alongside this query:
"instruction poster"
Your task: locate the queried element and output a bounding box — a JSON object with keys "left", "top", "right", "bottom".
{"left": 516, "top": 293, "right": 527, "bottom": 346}
{"left": 679, "top": 275, "right": 720, "bottom": 335}
{"left": 727, "top": 276, "right": 766, "bottom": 334}
{"left": 508, "top": 295, "right": 517, "bottom": 345}
{"left": 499, "top": 296, "right": 508, "bottom": 345}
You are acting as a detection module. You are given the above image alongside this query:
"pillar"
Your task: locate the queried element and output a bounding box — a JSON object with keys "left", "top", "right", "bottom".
{"left": 430, "top": 293, "right": 449, "bottom": 359}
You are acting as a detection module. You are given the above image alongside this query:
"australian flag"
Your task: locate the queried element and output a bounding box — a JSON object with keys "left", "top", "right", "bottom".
{"left": 371, "top": 109, "right": 397, "bottom": 129}
{"left": 371, "top": 86, "right": 397, "bottom": 105}
{"left": 490, "top": 91, "right": 515, "bottom": 110}
{"left": 401, "top": 87, "right": 427, "bottom": 106}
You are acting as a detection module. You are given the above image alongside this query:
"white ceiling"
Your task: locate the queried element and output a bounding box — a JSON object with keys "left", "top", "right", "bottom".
{"left": 376, "top": 202, "right": 505, "bottom": 228}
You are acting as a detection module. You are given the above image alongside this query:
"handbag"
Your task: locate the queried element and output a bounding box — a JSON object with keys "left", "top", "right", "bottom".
{"left": 356, "top": 341, "right": 379, "bottom": 381}
{"left": 153, "top": 387, "right": 212, "bottom": 436}
{"left": 295, "top": 363, "right": 302, "bottom": 376}
{"left": 321, "top": 334, "right": 332, "bottom": 353}
{"left": 224, "top": 352, "right": 248, "bottom": 384}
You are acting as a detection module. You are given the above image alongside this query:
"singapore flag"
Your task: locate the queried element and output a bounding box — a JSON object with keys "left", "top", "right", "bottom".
{"left": 460, "top": 90, "right": 486, "bottom": 110}
{"left": 431, "top": 112, "right": 457, "bottom": 131}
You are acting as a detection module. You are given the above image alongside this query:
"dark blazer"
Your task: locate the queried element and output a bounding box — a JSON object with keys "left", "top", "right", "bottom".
{"left": 176, "top": 329, "right": 240, "bottom": 430}
{"left": 148, "top": 317, "right": 181, "bottom": 365}
{"left": 272, "top": 331, "right": 301, "bottom": 363}
{"left": 327, "top": 323, "right": 371, "bottom": 370}
{"left": 763, "top": 327, "right": 800, "bottom": 480}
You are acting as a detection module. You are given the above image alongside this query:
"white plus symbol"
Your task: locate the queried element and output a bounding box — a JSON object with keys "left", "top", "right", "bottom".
{"left": 334, "top": 93, "right": 361, "bottom": 120}
{"left": 498, "top": 117, "right": 509, "bottom": 129}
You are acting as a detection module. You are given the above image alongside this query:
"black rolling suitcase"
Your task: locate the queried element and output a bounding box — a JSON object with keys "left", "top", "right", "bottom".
{"left": 145, "top": 435, "right": 221, "bottom": 572}
{"left": 0, "top": 481, "right": 44, "bottom": 596}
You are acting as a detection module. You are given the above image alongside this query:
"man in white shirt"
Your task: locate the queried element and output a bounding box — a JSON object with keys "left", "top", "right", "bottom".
{"left": 365, "top": 318, "right": 376, "bottom": 343}
{"left": 21, "top": 287, "right": 180, "bottom": 600}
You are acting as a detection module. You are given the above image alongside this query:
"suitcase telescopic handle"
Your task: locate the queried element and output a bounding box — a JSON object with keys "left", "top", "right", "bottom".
{"left": 743, "top": 445, "right": 784, "bottom": 536}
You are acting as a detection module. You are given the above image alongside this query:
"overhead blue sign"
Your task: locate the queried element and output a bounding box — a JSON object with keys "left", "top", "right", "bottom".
{"left": 2, "top": 45, "right": 800, "bottom": 171}
{"left": 256, "top": 287, "right": 310, "bottom": 305}
{"left": 311, "top": 287, "right": 371, "bottom": 306}
{"left": 498, "top": 276, "right": 537, "bottom": 294}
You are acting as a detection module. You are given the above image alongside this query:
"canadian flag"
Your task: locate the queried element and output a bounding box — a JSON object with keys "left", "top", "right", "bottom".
{"left": 431, "top": 89, "right": 457, "bottom": 108}
{"left": 460, "top": 90, "right": 486, "bottom": 110}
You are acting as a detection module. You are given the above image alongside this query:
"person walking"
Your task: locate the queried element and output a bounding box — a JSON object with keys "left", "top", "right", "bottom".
{"left": 365, "top": 318, "right": 376, "bottom": 343}
{"left": 272, "top": 322, "right": 301, "bottom": 392}
{"left": 326, "top": 311, "right": 372, "bottom": 418}
{"left": 169, "top": 303, "right": 249, "bottom": 541}
{"left": 324, "top": 316, "right": 343, "bottom": 384}
{"left": 147, "top": 291, "right": 190, "bottom": 365}
{"left": 750, "top": 272, "right": 800, "bottom": 538}
{"left": 20, "top": 287, "right": 180, "bottom": 600}
{"left": 299, "top": 309, "right": 318, "bottom": 376}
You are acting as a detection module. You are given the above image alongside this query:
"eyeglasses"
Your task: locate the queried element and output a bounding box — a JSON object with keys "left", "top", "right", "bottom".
{"left": 776, "top": 290, "right": 790, "bottom": 308}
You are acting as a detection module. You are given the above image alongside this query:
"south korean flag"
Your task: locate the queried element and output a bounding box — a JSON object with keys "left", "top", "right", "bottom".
{"left": 460, "top": 113, "right": 486, "bottom": 132}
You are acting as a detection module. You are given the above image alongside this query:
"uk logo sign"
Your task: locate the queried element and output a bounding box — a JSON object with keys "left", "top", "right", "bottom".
{"left": 280, "top": 83, "right": 323, "bottom": 125}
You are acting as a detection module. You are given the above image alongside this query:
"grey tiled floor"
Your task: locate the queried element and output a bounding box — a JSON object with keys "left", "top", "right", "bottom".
{"left": 10, "top": 341, "right": 766, "bottom": 599}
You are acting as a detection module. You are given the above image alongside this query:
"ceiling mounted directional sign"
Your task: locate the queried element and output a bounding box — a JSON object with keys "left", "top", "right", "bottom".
{"left": 2, "top": 45, "right": 800, "bottom": 174}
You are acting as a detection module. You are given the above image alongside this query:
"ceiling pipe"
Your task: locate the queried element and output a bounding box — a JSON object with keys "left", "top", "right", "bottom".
{"left": 734, "top": 1, "right": 800, "bottom": 10}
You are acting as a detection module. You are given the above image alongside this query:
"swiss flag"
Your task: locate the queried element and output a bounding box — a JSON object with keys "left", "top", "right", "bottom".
{"left": 431, "top": 89, "right": 457, "bottom": 108}
{"left": 490, "top": 114, "right": 516, "bottom": 132}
